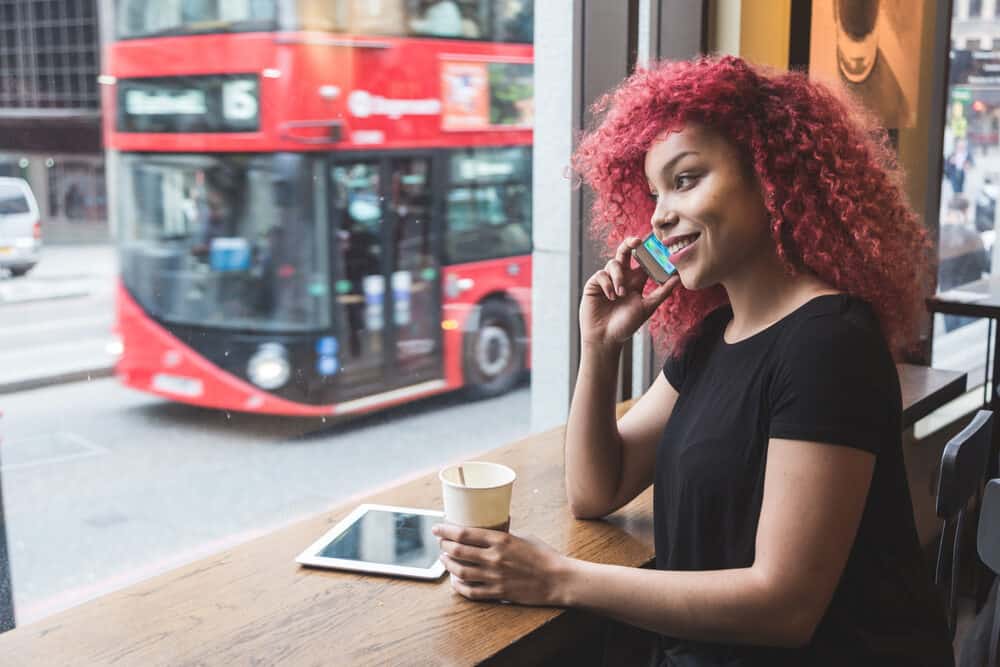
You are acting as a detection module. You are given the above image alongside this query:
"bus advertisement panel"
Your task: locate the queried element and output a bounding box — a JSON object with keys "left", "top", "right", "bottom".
{"left": 105, "top": 1, "right": 534, "bottom": 416}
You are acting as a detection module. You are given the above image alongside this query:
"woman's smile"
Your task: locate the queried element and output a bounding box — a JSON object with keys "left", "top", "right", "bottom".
{"left": 664, "top": 232, "right": 701, "bottom": 264}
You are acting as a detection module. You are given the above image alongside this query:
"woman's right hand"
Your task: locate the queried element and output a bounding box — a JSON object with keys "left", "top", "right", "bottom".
{"left": 580, "top": 236, "right": 679, "bottom": 349}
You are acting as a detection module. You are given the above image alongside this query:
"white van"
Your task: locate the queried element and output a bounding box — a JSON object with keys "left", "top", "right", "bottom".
{"left": 0, "top": 177, "right": 41, "bottom": 277}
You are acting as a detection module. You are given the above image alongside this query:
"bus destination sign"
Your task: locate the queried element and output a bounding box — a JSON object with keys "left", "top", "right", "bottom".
{"left": 117, "top": 75, "right": 260, "bottom": 133}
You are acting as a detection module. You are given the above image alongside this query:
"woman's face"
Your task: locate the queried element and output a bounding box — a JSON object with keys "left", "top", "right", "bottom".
{"left": 643, "top": 125, "right": 772, "bottom": 291}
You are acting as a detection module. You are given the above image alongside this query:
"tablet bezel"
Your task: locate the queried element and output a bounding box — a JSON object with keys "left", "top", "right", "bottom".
{"left": 295, "top": 503, "right": 446, "bottom": 580}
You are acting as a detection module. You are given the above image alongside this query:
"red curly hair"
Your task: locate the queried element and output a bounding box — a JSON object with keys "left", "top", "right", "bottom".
{"left": 572, "top": 55, "right": 932, "bottom": 359}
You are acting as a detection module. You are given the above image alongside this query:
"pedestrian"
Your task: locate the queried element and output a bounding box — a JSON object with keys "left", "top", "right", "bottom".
{"left": 408, "top": 0, "right": 463, "bottom": 38}
{"left": 938, "top": 195, "right": 989, "bottom": 332}
{"left": 432, "top": 55, "right": 953, "bottom": 666}
{"left": 946, "top": 137, "right": 974, "bottom": 195}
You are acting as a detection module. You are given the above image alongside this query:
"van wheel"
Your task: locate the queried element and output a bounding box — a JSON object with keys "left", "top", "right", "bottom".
{"left": 463, "top": 300, "right": 523, "bottom": 399}
{"left": 8, "top": 265, "right": 32, "bottom": 277}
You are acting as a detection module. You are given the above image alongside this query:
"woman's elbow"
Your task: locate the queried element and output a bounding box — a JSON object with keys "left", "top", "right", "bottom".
{"left": 773, "top": 614, "right": 819, "bottom": 649}
{"left": 784, "top": 614, "right": 819, "bottom": 648}
{"left": 751, "top": 572, "right": 825, "bottom": 648}
{"left": 567, "top": 496, "right": 607, "bottom": 520}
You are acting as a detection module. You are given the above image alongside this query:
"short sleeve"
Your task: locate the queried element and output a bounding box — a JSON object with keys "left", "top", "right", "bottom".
{"left": 768, "top": 314, "right": 899, "bottom": 454}
{"left": 662, "top": 351, "right": 687, "bottom": 392}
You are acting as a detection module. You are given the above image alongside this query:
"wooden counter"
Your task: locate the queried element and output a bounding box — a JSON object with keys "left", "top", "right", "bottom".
{"left": 0, "top": 423, "right": 654, "bottom": 666}
{"left": 0, "top": 364, "right": 966, "bottom": 665}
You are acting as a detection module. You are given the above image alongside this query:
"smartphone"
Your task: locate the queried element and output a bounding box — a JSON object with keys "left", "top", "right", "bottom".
{"left": 632, "top": 233, "right": 677, "bottom": 283}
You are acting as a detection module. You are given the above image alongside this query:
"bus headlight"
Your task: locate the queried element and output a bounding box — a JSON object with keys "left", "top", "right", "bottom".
{"left": 106, "top": 334, "right": 124, "bottom": 358}
{"left": 247, "top": 343, "right": 291, "bottom": 390}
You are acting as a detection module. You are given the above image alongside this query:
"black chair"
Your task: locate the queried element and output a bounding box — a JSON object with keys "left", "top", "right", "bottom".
{"left": 977, "top": 480, "right": 1000, "bottom": 666}
{"left": 961, "top": 479, "right": 1000, "bottom": 667}
{"left": 936, "top": 410, "right": 994, "bottom": 637}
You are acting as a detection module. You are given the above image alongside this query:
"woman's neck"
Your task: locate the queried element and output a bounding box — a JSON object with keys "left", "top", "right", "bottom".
{"left": 721, "top": 250, "right": 838, "bottom": 343}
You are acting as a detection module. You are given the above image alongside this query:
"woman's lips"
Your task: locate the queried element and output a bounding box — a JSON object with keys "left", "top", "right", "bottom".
{"left": 668, "top": 236, "right": 699, "bottom": 264}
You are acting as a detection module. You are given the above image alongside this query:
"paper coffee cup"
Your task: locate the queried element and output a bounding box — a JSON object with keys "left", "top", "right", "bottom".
{"left": 439, "top": 461, "right": 516, "bottom": 531}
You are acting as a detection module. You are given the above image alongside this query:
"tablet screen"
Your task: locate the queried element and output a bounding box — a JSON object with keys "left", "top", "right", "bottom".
{"left": 317, "top": 508, "right": 440, "bottom": 569}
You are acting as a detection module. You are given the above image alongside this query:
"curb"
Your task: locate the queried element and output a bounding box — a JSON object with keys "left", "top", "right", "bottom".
{"left": 0, "top": 289, "right": 91, "bottom": 308}
{"left": 0, "top": 366, "right": 115, "bottom": 395}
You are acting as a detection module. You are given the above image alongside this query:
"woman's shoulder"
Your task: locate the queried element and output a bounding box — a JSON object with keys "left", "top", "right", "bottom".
{"left": 788, "top": 293, "right": 880, "bottom": 334}
{"left": 779, "top": 293, "right": 891, "bottom": 366}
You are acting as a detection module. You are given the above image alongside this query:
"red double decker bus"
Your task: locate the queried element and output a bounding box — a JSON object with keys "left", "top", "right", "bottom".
{"left": 105, "top": 1, "right": 534, "bottom": 416}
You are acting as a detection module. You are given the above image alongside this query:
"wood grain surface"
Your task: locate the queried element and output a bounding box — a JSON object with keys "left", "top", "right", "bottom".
{"left": 0, "top": 425, "right": 654, "bottom": 666}
{"left": 897, "top": 363, "right": 966, "bottom": 429}
{"left": 0, "top": 365, "right": 961, "bottom": 666}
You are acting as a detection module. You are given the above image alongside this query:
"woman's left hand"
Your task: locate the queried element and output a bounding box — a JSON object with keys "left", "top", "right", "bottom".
{"left": 432, "top": 524, "right": 572, "bottom": 606}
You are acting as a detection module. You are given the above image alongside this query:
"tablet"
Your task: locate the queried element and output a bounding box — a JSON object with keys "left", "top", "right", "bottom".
{"left": 296, "top": 504, "right": 446, "bottom": 580}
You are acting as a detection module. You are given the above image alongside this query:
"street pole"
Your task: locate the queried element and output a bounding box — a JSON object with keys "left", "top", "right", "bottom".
{"left": 0, "top": 412, "right": 14, "bottom": 632}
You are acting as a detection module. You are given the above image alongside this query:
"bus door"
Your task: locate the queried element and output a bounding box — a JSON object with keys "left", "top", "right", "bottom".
{"left": 328, "top": 154, "right": 443, "bottom": 396}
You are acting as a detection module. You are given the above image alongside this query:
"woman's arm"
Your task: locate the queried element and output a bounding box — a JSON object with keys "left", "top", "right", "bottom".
{"left": 436, "top": 436, "right": 874, "bottom": 648}
{"left": 564, "top": 236, "right": 679, "bottom": 520}
{"left": 563, "top": 438, "right": 874, "bottom": 646}
{"left": 564, "top": 354, "right": 678, "bottom": 519}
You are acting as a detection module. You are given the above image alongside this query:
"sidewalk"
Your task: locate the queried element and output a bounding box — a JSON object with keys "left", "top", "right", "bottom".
{"left": 0, "top": 245, "right": 119, "bottom": 394}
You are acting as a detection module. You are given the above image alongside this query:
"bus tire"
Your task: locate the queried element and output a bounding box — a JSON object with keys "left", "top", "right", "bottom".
{"left": 463, "top": 299, "right": 524, "bottom": 400}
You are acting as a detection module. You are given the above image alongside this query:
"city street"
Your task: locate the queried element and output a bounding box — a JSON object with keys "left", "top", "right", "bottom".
{"left": 0, "top": 245, "right": 536, "bottom": 627}
{"left": 1, "top": 377, "right": 532, "bottom": 626}
{"left": 0, "top": 245, "right": 118, "bottom": 392}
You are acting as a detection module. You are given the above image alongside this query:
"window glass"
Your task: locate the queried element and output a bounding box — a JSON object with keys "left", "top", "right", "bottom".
{"left": 933, "top": 6, "right": 1000, "bottom": 396}
{"left": 294, "top": 0, "right": 533, "bottom": 43}
{"left": 492, "top": 0, "right": 532, "bottom": 43}
{"left": 116, "top": 0, "right": 278, "bottom": 39}
{"left": 0, "top": 181, "right": 29, "bottom": 214}
{"left": 46, "top": 159, "right": 107, "bottom": 223}
{"left": 446, "top": 147, "right": 531, "bottom": 263}
{"left": 118, "top": 153, "right": 330, "bottom": 331}
{"left": 4, "top": 0, "right": 535, "bottom": 634}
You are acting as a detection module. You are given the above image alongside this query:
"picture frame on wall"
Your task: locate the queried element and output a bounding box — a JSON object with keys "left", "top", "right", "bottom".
{"left": 809, "top": 0, "right": 924, "bottom": 130}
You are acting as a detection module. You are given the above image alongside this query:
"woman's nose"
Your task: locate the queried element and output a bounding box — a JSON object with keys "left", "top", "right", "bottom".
{"left": 651, "top": 205, "right": 678, "bottom": 232}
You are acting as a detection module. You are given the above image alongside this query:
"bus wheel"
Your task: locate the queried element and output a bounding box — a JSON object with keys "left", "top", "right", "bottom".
{"left": 463, "top": 300, "right": 523, "bottom": 399}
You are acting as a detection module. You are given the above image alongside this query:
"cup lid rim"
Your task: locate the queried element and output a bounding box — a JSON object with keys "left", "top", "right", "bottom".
{"left": 439, "top": 461, "right": 516, "bottom": 489}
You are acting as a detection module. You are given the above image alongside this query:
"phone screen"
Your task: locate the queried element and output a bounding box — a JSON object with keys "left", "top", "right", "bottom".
{"left": 633, "top": 233, "right": 677, "bottom": 283}
{"left": 643, "top": 235, "right": 675, "bottom": 275}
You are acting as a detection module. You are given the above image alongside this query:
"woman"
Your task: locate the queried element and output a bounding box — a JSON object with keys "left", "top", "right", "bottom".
{"left": 432, "top": 55, "right": 953, "bottom": 666}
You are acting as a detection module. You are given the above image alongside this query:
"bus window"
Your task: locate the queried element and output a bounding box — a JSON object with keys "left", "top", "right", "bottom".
{"left": 118, "top": 153, "right": 329, "bottom": 332}
{"left": 445, "top": 147, "right": 531, "bottom": 264}
{"left": 117, "top": 0, "right": 278, "bottom": 39}
{"left": 389, "top": 158, "right": 441, "bottom": 371}
{"left": 492, "top": 1, "right": 533, "bottom": 43}
{"left": 294, "top": 0, "right": 533, "bottom": 43}
{"left": 330, "top": 162, "right": 384, "bottom": 367}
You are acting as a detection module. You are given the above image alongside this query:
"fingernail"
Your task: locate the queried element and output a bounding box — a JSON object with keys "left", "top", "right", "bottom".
{"left": 617, "top": 286, "right": 625, "bottom": 296}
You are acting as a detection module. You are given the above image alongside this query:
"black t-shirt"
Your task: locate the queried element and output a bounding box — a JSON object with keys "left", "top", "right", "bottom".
{"left": 655, "top": 294, "right": 954, "bottom": 666}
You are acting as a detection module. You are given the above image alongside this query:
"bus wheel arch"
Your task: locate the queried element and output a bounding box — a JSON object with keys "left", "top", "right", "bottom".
{"left": 462, "top": 296, "right": 525, "bottom": 399}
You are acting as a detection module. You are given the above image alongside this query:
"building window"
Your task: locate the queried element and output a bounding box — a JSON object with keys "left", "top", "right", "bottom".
{"left": 971, "top": 0, "right": 984, "bottom": 18}
{"left": 0, "top": 0, "right": 100, "bottom": 111}
{"left": 47, "top": 157, "right": 106, "bottom": 223}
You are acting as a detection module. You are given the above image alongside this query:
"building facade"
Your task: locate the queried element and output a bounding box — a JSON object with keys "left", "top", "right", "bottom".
{"left": 0, "top": 0, "right": 107, "bottom": 244}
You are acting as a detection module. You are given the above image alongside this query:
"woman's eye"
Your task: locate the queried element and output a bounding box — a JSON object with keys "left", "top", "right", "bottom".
{"left": 675, "top": 173, "right": 698, "bottom": 190}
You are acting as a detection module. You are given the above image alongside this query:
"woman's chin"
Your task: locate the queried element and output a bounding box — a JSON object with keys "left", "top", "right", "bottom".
{"left": 677, "top": 270, "right": 716, "bottom": 292}
{"left": 677, "top": 270, "right": 700, "bottom": 291}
